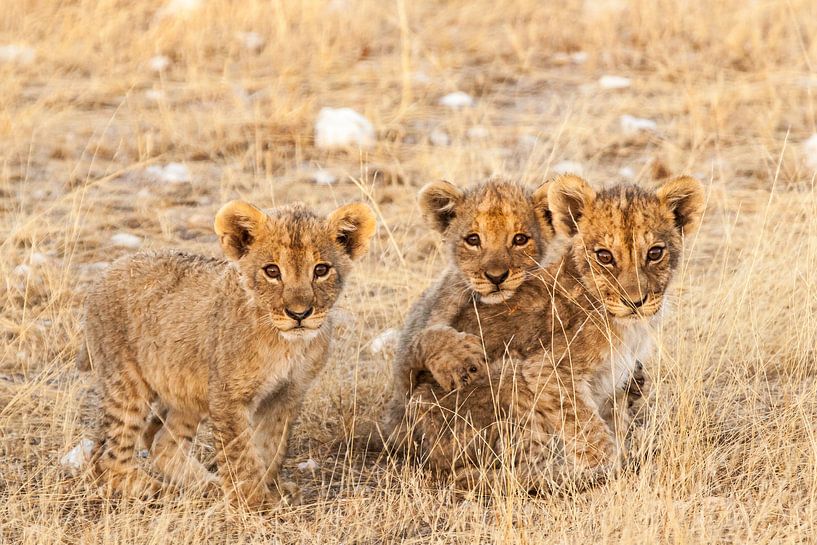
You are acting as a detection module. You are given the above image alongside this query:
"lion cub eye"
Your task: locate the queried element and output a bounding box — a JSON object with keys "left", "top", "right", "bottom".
{"left": 313, "top": 263, "right": 331, "bottom": 278}
{"left": 512, "top": 233, "right": 530, "bottom": 246}
{"left": 464, "top": 234, "right": 481, "bottom": 247}
{"left": 595, "top": 249, "right": 615, "bottom": 265}
{"left": 263, "top": 264, "right": 281, "bottom": 280}
{"left": 647, "top": 246, "right": 665, "bottom": 262}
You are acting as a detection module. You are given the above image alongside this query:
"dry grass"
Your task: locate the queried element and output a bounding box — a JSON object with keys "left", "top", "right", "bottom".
{"left": 2, "top": 0, "right": 817, "bottom": 542}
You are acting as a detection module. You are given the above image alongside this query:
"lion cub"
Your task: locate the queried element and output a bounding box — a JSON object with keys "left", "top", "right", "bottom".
{"left": 379, "top": 179, "right": 554, "bottom": 447}
{"left": 408, "top": 175, "right": 705, "bottom": 486}
{"left": 80, "top": 200, "right": 375, "bottom": 507}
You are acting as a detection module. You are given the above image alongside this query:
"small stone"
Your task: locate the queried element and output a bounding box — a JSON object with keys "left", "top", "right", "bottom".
{"left": 466, "top": 126, "right": 490, "bottom": 140}
{"left": 620, "top": 115, "right": 658, "bottom": 134}
{"left": 110, "top": 233, "right": 142, "bottom": 249}
{"left": 439, "top": 92, "right": 474, "bottom": 108}
{"left": 312, "top": 169, "right": 337, "bottom": 185}
{"left": 145, "top": 89, "right": 165, "bottom": 102}
{"left": 60, "top": 439, "right": 95, "bottom": 473}
{"left": 315, "top": 107, "right": 376, "bottom": 149}
{"left": 803, "top": 133, "right": 817, "bottom": 171}
{"left": 297, "top": 458, "right": 319, "bottom": 471}
{"left": 599, "top": 75, "right": 631, "bottom": 89}
{"left": 237, "top": 31, "right": 265, "bottom": 52}
{"left": 148, "top": 55, "right": 171, "bottom": 72}
{"left": 0, "top": 44, "right": 36, "bottom": 65}
{"left": 429, "top": 129, "right": 450, "bottom": 146}
{"left": 29, "top": 252, "right": 49, "bottom": 266}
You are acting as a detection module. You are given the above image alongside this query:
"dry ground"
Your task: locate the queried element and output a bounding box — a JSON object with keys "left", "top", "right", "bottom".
{"left": 2, "top": 0, "right": 817, "bottom": 543}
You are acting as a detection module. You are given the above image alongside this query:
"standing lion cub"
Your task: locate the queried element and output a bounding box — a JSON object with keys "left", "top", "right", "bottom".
{"left": 79, "top": 200, "right": 376, "bottom": 507}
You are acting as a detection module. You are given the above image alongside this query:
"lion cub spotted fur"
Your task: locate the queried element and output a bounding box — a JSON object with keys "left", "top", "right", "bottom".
{"left": 379, "top": 178, "right": 555, "bottom": 447}
{"left": 406, "top": 175, "right": 705, "bottom": 487}
{"left": 80, "top": 200, "right": 375, "bottom": 507}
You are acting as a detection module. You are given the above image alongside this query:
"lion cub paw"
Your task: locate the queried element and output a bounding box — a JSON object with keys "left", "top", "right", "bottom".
{"left": 272, "top": 480, "right": 302, "bottom": 507}
{"left": 423, "top": 328, "right": 486, "bottom": 391}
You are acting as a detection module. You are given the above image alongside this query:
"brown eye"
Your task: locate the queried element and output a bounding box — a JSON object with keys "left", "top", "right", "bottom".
{"left": 512, "top": 233, "right": 530, "bottom": 246}
{"left": 595, "top": 249, "right": 614, "bottom": 265}
{"left": 647, "top": 246, "right": 665, "bottom": 262}
{"left": 465, "top": 234, "right": 481, "bottom": 247}
{"left": 263, "top": 264, "right": 281, "bottom": 279}
{"left": 314, "top": 263, "right": 331, "bottom": 278}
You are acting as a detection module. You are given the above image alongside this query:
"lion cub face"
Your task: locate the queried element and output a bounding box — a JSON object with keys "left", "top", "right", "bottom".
{"left": 419, "top": 179, "right": 553, "bottom": 304}
{"left": 549, "top": 175, "right": 705, "bottom": 319}
{"left": 215, "top": 201, "right": 376, "bottom": 338}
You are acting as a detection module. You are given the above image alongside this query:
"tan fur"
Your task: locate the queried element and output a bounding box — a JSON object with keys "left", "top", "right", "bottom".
{"left": 377, "top": 178, "right": 556, "bottom": 449}
{"left": 405, "top": 175, "right": 705, "bottom": 488}
{"left": 80, "top": 200, "right": 375, "bottom": 508}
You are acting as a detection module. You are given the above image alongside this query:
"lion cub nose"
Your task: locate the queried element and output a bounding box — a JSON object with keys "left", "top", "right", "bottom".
{"left": 484, "top": 270, "right": 509, "bottom": 286}
{"left": 285, "top": 307, "right": 314, "bottom": 322}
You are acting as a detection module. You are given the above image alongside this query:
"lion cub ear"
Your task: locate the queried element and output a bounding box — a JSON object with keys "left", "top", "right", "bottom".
{"left": 418, "top": 180, "right": 464, "bottom": 233}
{"left": 657, "top": 175, "right": 705, "bottom": 236}
{"left": 214, "top": 200, "right": 268, "bottom": 260}
{"left": 328, "top": 203, "right": 377, "bottom": 260}
{"left": 547, "top": 174, "right": 596, "bottom": 237}
{"left": 531, "top": 181, "right": 554, "bottom": 238}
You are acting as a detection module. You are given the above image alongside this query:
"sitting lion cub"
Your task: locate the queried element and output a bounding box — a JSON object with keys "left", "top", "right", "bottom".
{"left": 378, "top": 178, "right": 554, "bottom": 448}
{"left": 407, "top": 175, "right": 704, "bottom": 487}
{"left": 79, "top": 200, "right": 375, "bottom": 507}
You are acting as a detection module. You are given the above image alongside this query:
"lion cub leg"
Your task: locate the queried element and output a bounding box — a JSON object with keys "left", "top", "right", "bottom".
{"left": 210, "top": 400, "right": 278, "bottom": 509}
{"left": 93, "top": 360, "right": 166, "bottom": 499}
{"left": 150, "top": 409, "right": 218, "bottom": 493}
{"left": 252, "top": 396, "right": 300, "bottom": 505}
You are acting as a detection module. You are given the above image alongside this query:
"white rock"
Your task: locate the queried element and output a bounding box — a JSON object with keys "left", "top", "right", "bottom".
{"left": 429, "top": 129, "right": 450, "bottom": 146}
{"left": 620, "top": 114, "right": 658, "bottom": 134}
{"left": 145, "top": 89, "right": 165, "bottom": 102}
{"left": 297, "top": 458, "right": 319, "bottom": 471}
{"left": 13, "top": 264, "right": 31, "bottom": 277}
{"left": 552, "top": 161, "right": 584, "bottom": 176}
{"left": 237, "top": 31, "right": 265, "bottom": 52}
{"left": 599, "top": 75, "right": 631, "bottom": 90}
{"left": 618, "top": 166, "right": 636, "bottom": 179}
{"left": 156, "top": 0, "right": 202, "bottom": 18}
{"left": 111, "top": 233, "right": 142, "bottom": 249}
{"left": 518, "top": 134, "right": 540, "bottom": 149}
{"left": 0, "top": 44, "right": 36, "bottom": 65}
{"left": 78, "top": 261, "right": 110, "bottom": 280}
{"left": 584, "top": 0, "right": 627, "bottom": 17}
{"left": 803, "top": 134, "right": 817, "bottom": 171}
{"left": 412, "top": 71, "right": 432, "bottom": 84}
{"left": 314, "top": 107, "right": 375, "bottom": 149}
{"left": 312, "top": 169, "right": 337, "bottom": 185}
{"left": 571, "top": 52, "right": 588, "bottom": 64}
{"left": 439, "top": 92, "right": 474, "bottom": 108}
{"left": 370, "top": 328, "right": 400, "bottom": 355}
{"left": 60, "top": 439, "right": 95, "bottom": 472}
{"left": 146, "top": 162, "right": 191, "bottom": 183}
{"left": 29, "top": 252, "right": 49, "bottom": 266}
{"left": 467, "top": 126, "right": 490, "bottom": 140}
{"left": 148, "top": 55, "right": 171, "bottom": 72}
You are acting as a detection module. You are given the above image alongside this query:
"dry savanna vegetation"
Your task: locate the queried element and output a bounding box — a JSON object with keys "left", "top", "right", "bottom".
{"left": 2, "top": 0, "right": 817, "bottom": 543}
